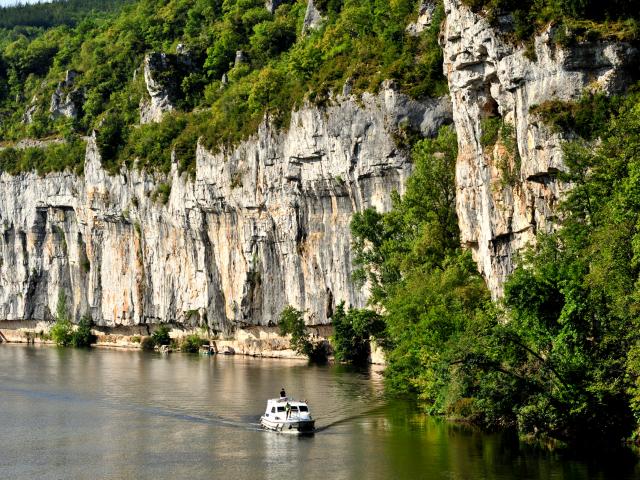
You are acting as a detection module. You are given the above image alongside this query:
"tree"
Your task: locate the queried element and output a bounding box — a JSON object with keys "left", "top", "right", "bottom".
{"left": 449, "top": 91, "right": 640, "bottom": 445}
{"left": 331, "top": 302, "right": 384, "bottom": 364}
{"left": 50, "top": 290, "right": 73, "bottom": 347}
{"left": 279, "top": 306, "right": 328, "bottom": 363}
{"left": 71, "top": 315, "right": 95, "bottom": 347}
{"left": 151, "top": 324, "right": 171, "bottom": 346}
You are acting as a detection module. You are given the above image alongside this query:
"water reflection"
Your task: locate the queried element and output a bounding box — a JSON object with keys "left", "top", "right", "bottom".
{"left": 0, "top": 344, "right": 638, "bottom": 480}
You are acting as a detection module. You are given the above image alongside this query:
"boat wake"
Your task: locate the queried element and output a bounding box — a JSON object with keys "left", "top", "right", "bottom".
{"left": 313, "top": 404, "right": 388, "bottom": 433}
{"left": 1, "top": 384, "right": 388, "bottom": 434}
{"left": 0, "top": 384, "right": 259, "bottom": 431}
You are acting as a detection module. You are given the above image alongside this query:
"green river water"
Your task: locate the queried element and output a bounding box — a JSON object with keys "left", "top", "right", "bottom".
{"left": 1, "top": 344, "right": 639, "bottom": 479}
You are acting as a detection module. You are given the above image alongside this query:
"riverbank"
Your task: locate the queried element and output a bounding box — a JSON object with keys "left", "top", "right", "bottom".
{"left": 0, "top": 321, "right": 386, "bottom": 363}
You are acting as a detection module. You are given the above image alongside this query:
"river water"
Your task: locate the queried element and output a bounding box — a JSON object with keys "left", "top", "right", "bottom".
{"left": 1, "top": 344, "right": 639, "bottom": 479}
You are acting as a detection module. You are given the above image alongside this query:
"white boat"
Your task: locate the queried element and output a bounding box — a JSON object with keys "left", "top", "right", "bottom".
{"left": 260, "top": 397, "right": 315, "bottom": 434}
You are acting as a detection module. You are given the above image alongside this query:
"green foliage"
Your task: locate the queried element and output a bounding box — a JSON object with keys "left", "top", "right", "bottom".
{"left": 278, "top": 305, "right": 328, "bottom": 363}
{"left": 141, "top": 336, "right": 155, "bottom": 350}
{"left": 151, "top": 182, "right": 171, "bottom": 204}
{"left": 0, "top": 0, "right": 133, "bottom": 29}
{"left": 0, "top": 0, "right": 448, "bottom": 176}
{"left": 529, "top": 93, "right": 624, "bottom": 140}
{"left": 351, "top": 96, "right": 640, "bottom": 446}
{"left": 453, "top": 90, "right": 640, "bottom": 445}
{"left": 351, "top": 126, "right": 460, "bottom": 304}
{"left": 50, "top": 291, "right": 95, "bottom": 347}
{"left": 480, "top": 117, "right": 501, "bottom": 147}
{"left": 351, "top": 125, "right": 492, "bottom": 403}
{"left": 71, "top": 315, "right": 95, "bottom": 347}
{"left": 461, "top": 0, "right": 639, "bottom": 43}
{"left": 331, "top": 302, "right": 384, "bottom": 364}
{"left": 279, "top": 305, "right": 309, "bottom": 353}
{"left": 480, "top": 116, "right": 520, "bottom": 186}
{"left": 151, "top": 324, "right": 171, "bottom": 346}
{"left": 0, "top": 138, "right": 85, "bottom": 176}
{"left": 181, "top": 333, "right": 208, "bottom": 353}
{"left": 50, "top": 290, "right": 73, "bottom": 347}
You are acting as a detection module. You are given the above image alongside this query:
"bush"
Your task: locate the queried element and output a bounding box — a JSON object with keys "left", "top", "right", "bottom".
{"left": 140, "top": 336, "right": 155, "bottom": 351}
{"left": 181, "top": 334, "right": 207, "bottom": 353}
{"left": 151, "top": 325, "right": 171, "bottom": 346}
{"left": 151, "top": 183, "right": 171, "bottom": 204}
{"left": 529, "top": 93, "right": 622, "bottom": 139}
{"left": 0, "top": 138, "right": 86, "bottom": 176}
{"left": 71, "top": 314, "right": 95, "bottom": 347}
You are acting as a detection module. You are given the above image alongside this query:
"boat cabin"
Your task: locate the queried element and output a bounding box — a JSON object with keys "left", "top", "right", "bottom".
{"left": 263, "top": 398, "right": 311, "bottom": 422}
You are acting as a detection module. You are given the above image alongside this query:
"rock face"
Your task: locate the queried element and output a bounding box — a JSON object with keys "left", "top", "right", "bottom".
{"left": 442, "top": 0, "right": 638, "bottom": 297}
{"left": 22, "top": 96, "right": 40, "bottom": 124}
{"left": 50, "top": 70, "right": 84, "bottom": 119}
{"left": 0, "top": 89, "right": 451, "bottom": 331}
{"left": 265, "top": 0, "right": 289, "bottom": 14}
{"left": 140, "top": 53, "right": 178, "bottom": 124}
{"left": 406, "top": 1, "right": 436, "bottom": 36}
{"left": 302, "top": 0, "right": 323, "bottom": 34}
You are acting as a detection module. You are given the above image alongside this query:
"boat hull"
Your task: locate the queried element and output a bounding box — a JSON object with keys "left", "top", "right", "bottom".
{"left": 260, "top": 416, "right": 315, "bottom": 434}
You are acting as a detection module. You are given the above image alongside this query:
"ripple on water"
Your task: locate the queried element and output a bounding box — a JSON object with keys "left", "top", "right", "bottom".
{"left": 1, "top": 344, "right": 639, "bottom": 480}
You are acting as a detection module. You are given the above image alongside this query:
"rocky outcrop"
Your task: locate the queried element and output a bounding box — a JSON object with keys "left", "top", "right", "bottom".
{"left": 265, "top": 0, "right": 289, "bottom": 14}
{"left": 50, "top": 70, "right": 84, "bottom": 119}
{"left": 234, "top": 50, "right": 248, "bottom": 67}
{"left": 302, "top": 0, "right": 323, "bottom": 34}
{"left": 140, "top": 53, "right": 178, "bottom": 124}
{"left": 442, "top": 0, "right": 638, "bottom": 296}
{"left": 22, "top": 96, "right": 40, "bottom": 124}
{"left": 406, "top": 1, "right": 436, "bottom": 36}
{"left": 0, "top": 88, "right": 451, "bottom": 331}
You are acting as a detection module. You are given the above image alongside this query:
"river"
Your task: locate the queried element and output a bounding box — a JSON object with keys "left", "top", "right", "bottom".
{"left": 0, "top": 344, "right": 639, "bottom": 479}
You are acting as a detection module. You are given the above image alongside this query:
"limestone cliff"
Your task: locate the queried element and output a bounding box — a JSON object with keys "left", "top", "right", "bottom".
{"left": 0, "top": 88, "right": 451, "bottom": 331}
{"left": 442, "top": 0, "right": 638, "bottom": 296}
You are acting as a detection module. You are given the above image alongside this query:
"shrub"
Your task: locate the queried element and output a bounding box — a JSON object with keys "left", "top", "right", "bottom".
{"left": 0, "top": 138, "right": 86, "bottom": 176}
{"left": 181, "top": 334, "right": 207, "bottom": 353}
{"left": 140, "top": 336, "right": 155, "bottom": 351}
{"left": 151, "top": 183, "right": 171, "bottom": 205}
{"left": 480, "top": 117, "right": 502, "bottom": 148}
{"left": 529, "top": 93, "right": 622, "bottom": 139}
{"left": 151, "top": 325, "right": 171, "bottom": 346}
{"left": 71, "top": 315, "right": 95, "bottom": 347}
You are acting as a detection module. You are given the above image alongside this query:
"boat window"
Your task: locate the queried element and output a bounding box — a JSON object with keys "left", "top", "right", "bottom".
{"left": 277, "top": 406, "right": 285, "bottom": 412}
{"left": 291, "top": 406, "right": 299, "bottom": 411}
{"left": 299, "top": 406, "right": 309, "bottom": 412}
{"left": 271, "top": 407, "right": 275, "bottom": 413}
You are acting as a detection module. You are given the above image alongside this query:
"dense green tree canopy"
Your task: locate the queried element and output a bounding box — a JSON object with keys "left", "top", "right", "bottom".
{"left": 351, "top": 90, "right": 640, "bottom": 447}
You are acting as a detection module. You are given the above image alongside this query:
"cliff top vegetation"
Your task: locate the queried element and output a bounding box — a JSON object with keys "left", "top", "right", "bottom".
{"left": 0, "top": 0, "right": 447, "bottom": 175}
{"left": 462, "top": 0, "right": 639, "bottom": 45}
{"left": 0, "top": 0, "right": 135, "bottom": 29}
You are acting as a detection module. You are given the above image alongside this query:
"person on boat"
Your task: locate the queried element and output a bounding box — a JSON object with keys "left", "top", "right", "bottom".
{"left": 280, "top": 387, "right": 286, "bottom": 399}
{"left": 285, "top": 402, "right": 291, "bottom": 419}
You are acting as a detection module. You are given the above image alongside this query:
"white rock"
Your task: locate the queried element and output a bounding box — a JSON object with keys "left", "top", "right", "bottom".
{"left": 0, "top": 90, "right": 452, "bottom": 333}
{"left": 442, "top": 0, "right": 638, "bottom": 297}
